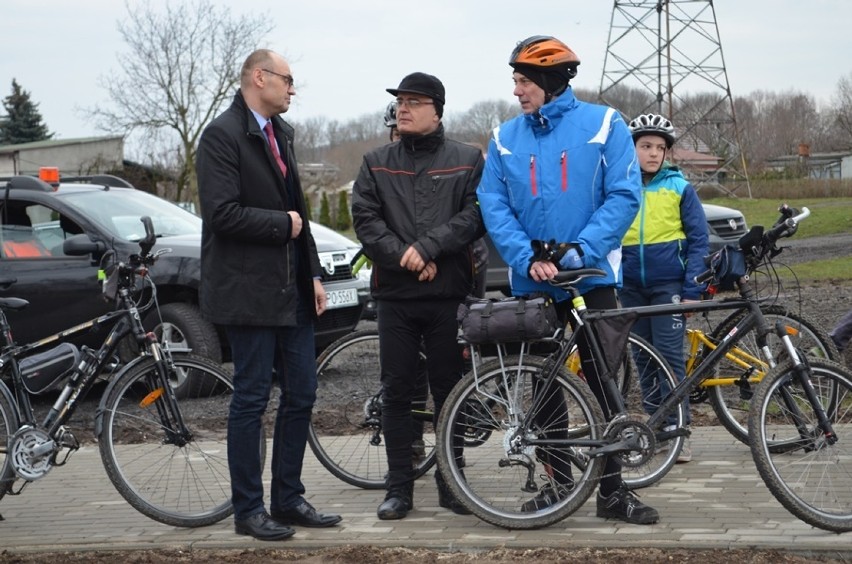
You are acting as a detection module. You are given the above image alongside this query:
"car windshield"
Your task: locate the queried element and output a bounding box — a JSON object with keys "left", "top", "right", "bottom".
{"left": 60, "top": 189, "right": 201, "bottom": 240}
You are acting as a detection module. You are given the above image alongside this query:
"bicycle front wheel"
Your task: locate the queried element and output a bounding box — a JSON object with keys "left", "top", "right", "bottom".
{"left": 99, "top": 353, "right": 236, "bottom": 527}
{"left": 308, "top": 330, "right": 436, "bottom": 489}
{"left": 0, "top": 383, "right": 17, "bottom": 502}
{"left": 706, "top": 306, "right": 838, "bottom": 445}
{"left": 748, "top": 358, "right": 852, "bottom": 532}
{"left": 436, "top": 355, "right": 605, "bottom": 530}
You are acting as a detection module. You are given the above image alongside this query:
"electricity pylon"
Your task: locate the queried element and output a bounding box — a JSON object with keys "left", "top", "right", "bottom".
{"left": 599, "top": 0, "right": 751, "bottom": 197}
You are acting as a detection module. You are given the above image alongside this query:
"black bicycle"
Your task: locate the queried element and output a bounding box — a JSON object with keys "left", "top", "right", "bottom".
{"left": 436, "top": 206, "right": 852, "bottom": 532}
{"left": 0, "top": 217, "right": 237, "bottom": 527}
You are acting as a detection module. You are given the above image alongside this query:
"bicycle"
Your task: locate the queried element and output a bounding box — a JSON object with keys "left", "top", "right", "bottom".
{"left": 0, "top": 216, "right": 238, "bottom": 527}
{"left": 307, "top": 326, "right": 641, "bottom": 490}
{"left": 436, "top": 206, "right": 852, "bottom": 532}
{"left": 685, "top": 303, "right": 837, "bottom": 445}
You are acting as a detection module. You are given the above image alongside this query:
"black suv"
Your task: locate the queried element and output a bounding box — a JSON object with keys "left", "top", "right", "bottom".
{"left": 0, "top": 173, "right": 366, "bottom": 361}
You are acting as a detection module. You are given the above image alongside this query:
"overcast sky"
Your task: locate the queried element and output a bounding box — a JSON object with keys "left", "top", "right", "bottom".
{"left": 2, "top": 0, "right": 850, "bottom": 147}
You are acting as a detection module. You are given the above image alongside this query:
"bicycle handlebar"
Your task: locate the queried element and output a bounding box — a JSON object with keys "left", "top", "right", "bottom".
{"left": 692, "top": 204, "right": 810, "bottom": 287}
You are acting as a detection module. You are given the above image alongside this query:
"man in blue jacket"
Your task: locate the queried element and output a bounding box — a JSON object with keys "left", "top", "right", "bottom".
{"left": 477, "top": 35, "right": 658, "bottom": 524}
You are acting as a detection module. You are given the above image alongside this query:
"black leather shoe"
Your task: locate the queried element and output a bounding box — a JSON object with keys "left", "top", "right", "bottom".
{"left": 377, "top": 486, "right": 413, "bottom": 520}
{"left": 234, "top": 512, "right": 295, "bottom": 541}
{"left": 272, "top": 501, "right": 342, "bottom": 528}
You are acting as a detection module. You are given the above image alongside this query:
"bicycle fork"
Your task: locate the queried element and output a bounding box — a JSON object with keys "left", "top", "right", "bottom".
{"left": 772, "top": 321, "right": 837, "bottom": 449}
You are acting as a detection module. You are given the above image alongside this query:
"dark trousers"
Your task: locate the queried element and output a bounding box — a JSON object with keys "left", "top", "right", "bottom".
{"left": 551, "top": 286, "right": 623, "bottom": 493}
{"left": 377, "top": 299, "right": 463, "bottom": 488}
{"left": 224, "top": 305, "right": 317, "bottom": 520}
{"left": 620, "top": 281, "right": 691, "bottom": 426}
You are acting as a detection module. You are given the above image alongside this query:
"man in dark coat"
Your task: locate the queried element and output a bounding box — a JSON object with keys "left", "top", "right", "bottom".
{"left": 197, "top": 48, "right": 340, "bottom": 541}
{"left": 352, "top": 72, "right": 485, "bottom": 520}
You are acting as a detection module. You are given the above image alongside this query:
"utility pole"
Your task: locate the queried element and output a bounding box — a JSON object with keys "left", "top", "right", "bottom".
{"left": 599, "top": 0, "right": 751, "bottom": 197}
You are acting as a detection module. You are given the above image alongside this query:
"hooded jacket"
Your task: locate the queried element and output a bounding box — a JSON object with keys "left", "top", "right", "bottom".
{"left": 621, "top": 163, "right": 709, "bottom": 299}
{"left": 477, "top": 88, "right": 641, "bottom": 299}
{"left": 196, "top": 90, "right": 322, "bottom": 326}
{"left": 351, "top": 124, "right": 485, "bottom": 301}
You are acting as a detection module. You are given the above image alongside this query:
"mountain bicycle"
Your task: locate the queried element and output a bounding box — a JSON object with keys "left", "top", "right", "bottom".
{"left": 0, "top": 217, "right": 237, "bottom": 527}
{"left": 436, "top": 206, "right": 852, "bottom": 532}
{"left": 685, "top": 304, "right": 836, "bottom": 445}
{"left": 307, "top": 326, "right": 651, "bottom": 490}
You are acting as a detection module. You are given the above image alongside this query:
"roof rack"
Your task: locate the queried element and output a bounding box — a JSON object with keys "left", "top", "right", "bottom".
{"left": 59, "top": 174, "right": 135, "bottom": 188}
{"left": 0, "top": 176, "right": 54, "bottom": 192}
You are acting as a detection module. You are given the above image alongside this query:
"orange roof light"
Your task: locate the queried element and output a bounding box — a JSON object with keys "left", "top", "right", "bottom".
{"left": 39, "top": 167, "right": 60, "bottom": 187}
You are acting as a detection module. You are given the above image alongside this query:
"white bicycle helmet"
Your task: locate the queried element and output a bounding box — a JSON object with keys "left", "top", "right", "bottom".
{"left": 628, "top": 113, "right": 675, "bottom": 148}
{"left": 383, "top": 101, "right": 397, "bottom": 128}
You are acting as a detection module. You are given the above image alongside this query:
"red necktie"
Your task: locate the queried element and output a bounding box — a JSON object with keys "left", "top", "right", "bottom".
{"left": 264, "top": 121, "right": 287, "bottom": 177}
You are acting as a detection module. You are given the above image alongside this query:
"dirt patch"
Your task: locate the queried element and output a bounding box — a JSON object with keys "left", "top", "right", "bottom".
{"left": 0, "top": 546, "right": 847, "bottom": 563}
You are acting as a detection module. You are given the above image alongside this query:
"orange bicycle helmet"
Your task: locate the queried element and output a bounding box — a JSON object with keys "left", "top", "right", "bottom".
{"left": 510, "top": 35, "right": 580, "bottom": 101}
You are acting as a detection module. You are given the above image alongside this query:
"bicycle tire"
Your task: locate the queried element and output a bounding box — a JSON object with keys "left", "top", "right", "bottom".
{"left": 98, "top": 353, "right": 238, "bottom": 527}
{"left": 620, "top": 334, "right": 686, "bottom": 489}
{"left": 307, "top": 330, "right": 436, "bottom": 489}
{"left": 705, "top": 305, "right": 838, "bottom": 446}
{"left": 0, "top": 383, "right": 17, "bottom": 502}
{"left": 436, "top": 355, "right": 605, "bottom": 529}
{"left": 748, "top": 357, "right": 852, "bottom": 532}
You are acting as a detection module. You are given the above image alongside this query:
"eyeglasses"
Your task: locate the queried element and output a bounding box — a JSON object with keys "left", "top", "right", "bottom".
{"left": 396, "top": 97, "right": 434, "bottom": 109}
{"left": 261, "top": 68, "right": 294, "bottom": 87}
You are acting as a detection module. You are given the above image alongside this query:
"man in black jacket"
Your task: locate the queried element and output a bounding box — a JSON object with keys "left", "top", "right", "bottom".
{"left": 352, "top": 72, "right": 485, "bottom": 520}
{"left": 197, "top": 48, "right": 341, "bottom": 541}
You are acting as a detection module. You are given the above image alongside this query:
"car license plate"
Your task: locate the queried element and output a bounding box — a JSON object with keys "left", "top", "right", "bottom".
{"left": 325, "top": 287, "right": 359, "bottom": 310}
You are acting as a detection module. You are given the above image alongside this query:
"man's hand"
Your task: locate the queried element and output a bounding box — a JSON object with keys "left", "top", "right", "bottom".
{"left": 289, "top": 211, "right": 303, "bottom": 239}
{"left": 313, "top": 278, "right": 327, "bottom": 316}
{"left": 418, "top": 261, "right": 437, "bottom": 282}
{"left": 558, "top": 248, "right": 584, "bottom": 270}
{"left": 400, "top": 245, "right": 426, "bottom": 272}
{"left": 528, "top": 260, "right": 558, "bottom": 282}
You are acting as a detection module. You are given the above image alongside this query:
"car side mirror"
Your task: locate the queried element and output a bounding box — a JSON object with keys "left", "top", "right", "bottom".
{"left": 63, "top": 234, "right": 107, "bottom": 257}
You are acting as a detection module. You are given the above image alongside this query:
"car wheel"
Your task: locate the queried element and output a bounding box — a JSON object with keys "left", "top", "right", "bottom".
{"left": 145, "top": 302, "right": 222, "bottom": 363}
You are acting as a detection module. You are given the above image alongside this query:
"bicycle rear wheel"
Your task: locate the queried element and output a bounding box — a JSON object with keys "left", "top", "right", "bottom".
{"left": 308, "top": 330, "right": 436, "bottom": 489}
{"left": 0, "top": 384, "right": 17, "bottom": 502}
{"left": 436, "top": 355, "right": 605, "bottom": 529}
{"left": 748, "top": 358, "right": 852, "bottom": 532}
{"left": 706, "top": 306, "right": 838, "bottom": 445}
{"left": 617, "top": 334, "right": 686, "bottom": 489}
{"left": 99, "top": 353, "right": 236, "bottom": 527}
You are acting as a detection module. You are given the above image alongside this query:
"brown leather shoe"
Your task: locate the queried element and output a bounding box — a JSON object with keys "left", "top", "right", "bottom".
{"left": 272, "top": 501, "right": 342, "bottom": 528}
{"left": 234, "top": 512, "right": 295, "bottom": 540}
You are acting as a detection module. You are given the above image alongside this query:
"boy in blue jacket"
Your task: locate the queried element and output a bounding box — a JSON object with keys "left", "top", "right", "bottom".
{"left": 621, "top": 114, "right": 709, "bottom": 463}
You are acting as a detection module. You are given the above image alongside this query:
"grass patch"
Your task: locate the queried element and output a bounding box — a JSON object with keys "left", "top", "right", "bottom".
{"left": 776, "top": 258, "right": 852, "bottom": 283}
{"left": 702, "top": 197, "right": 852, "bottom": 238}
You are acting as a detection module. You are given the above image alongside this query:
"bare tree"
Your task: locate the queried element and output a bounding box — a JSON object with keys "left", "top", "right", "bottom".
{"left": 444, "top": 100, "right": 518, "bottom": 148}
{"left": 85, "top": 0, "right": 272, "bottom": 203}
{"left": 833, "top": 72, "right": 852, "bottom": 147}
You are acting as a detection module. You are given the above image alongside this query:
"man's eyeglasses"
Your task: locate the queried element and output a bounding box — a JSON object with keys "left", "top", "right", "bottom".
{"left": 261, "top": 68, "right": 294, "bottom": 88}
{"left": 396, "top": 97, "right": 434, "bottom": 109}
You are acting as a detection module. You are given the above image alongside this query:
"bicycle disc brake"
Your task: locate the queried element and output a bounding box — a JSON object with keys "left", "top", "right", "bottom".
{"left": 10, "top": 426, "right": 55, "bottom": 481}
{"left": 605, "top": 419, "right": 655, "bottom": 468}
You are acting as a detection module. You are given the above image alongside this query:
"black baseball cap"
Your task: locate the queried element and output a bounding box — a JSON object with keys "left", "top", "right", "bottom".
{"left": 386, "top": 72, "right": 446, "bottom": 105}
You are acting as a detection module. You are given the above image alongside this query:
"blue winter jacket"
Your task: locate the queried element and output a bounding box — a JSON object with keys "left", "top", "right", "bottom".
{"left": 621, "top": 164, "right": 709, "bottom": 299}
{"left": 477, "top": 88, "right": 641, "bottom": 300}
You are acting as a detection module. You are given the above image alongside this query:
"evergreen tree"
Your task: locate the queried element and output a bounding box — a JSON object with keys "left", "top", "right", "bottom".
{"left": 319, "top": 192, "right": 332, "bottom": 227}
{"left": 0, "top": 79, "right": 53, "bottom": 145}
{"left": 335, "top": 191, "right": 352, "bottom": 231}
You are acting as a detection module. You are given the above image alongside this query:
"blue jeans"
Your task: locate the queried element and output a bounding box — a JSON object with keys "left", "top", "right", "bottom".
{"left": 619, "top": 281, "right": 691, "bottom": 426}
{"left": 224, "top": 314, "right": 317, "bottom": 520}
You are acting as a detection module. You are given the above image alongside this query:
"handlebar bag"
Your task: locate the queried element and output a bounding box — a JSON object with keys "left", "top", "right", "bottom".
{"left": 711, "top": 244, "right": 747, "bottom": 291}
{"left": 458, "top": 295, "right": 559, "bottom": 344}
